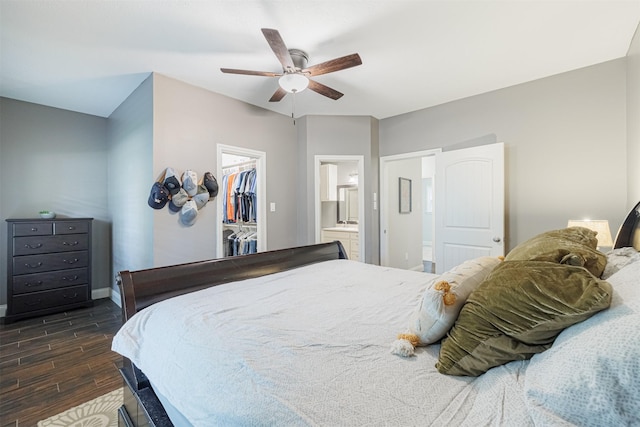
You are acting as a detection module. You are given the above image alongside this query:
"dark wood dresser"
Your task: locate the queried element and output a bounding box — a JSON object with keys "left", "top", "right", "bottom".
{"left": 4, "top": 218, "right": 93, "bottom": 323}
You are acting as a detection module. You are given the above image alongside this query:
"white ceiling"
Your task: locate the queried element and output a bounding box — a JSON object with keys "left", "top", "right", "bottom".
{"left": 1, "top": 1, "right": 639, "bottom": 119}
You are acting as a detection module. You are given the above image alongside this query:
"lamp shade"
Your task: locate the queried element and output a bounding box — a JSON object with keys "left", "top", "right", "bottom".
{"left": 567, "top": 219, "right": 613, "bottom": 248}
{"left": 278, "top": 73, "right": 309, "bottom": 93}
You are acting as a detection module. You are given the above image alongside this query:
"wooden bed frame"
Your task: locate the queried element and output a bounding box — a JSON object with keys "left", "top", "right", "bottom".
{"left": 116, "top": 202, "right": 640, "bottom": 426}
{"left": 117, "top": 241, "right": 347, "bottom": 426}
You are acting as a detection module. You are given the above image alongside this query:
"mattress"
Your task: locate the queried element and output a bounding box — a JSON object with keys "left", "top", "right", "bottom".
{"left": 112, "top": 259, "right": 533, "bottom": 426}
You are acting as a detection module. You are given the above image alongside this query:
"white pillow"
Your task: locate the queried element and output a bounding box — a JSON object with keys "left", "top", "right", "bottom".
{"left": 524, "top": 260, "right": 640, "bottom": 427}
{"left": 407, "top": 256, "right": 501, "bottom": 345}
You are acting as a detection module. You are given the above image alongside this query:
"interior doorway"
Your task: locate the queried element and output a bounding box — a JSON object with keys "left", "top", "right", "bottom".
{"left": 216, "top": 144, "right": 267, "bottom": 258}
{"left": 314, "top": 155, "right": 365, "bottom": 262}
{"left": 379, "top": 149, "right": 439, "bottom": 271}
{"left": 421, "top": 156, "right": 435, "bottom": 273}
{"left": 381, "top": 143, "right": 505, "bottom": 273}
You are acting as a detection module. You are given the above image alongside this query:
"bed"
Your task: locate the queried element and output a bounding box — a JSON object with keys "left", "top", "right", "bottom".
{"left": 112, "top": 201, "right": 640, "bottom": 427}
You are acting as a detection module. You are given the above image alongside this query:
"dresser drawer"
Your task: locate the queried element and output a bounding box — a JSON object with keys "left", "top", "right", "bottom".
{"left": 12, "top": 268, "right": 88, "bottom": 294}
{"left": 54, "top": 221, "right": 90, "bottom": 235}
{"left": 11, "top": 285, "right": 89, "bottom": 315}
{"left": 13, "top": 234, "right": 89, "bottom": 256}
{"left": 13, "top": 251, "right": 89, "bottom": 275}
{"left": 13, "top": 222, "right": 53, "bottom": 237}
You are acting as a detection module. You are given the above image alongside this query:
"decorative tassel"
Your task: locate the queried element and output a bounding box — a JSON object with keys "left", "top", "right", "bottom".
{"left": 434, "top": 281, "right": 456, "bottom": 306}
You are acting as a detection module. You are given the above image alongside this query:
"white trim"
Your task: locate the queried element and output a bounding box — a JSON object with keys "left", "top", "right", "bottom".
{"left": 216, "top": 144, "right": 267, "bottom": 257}
{"left": 109, "top": 287, "right": 122, "bottom": 307}
{"left": 314, "top": 155, "right": 365, "bottom": 261}
{"left": 379, "top": 149, "right": 441, "bottom": 267}
{"left": 92, "top": 287, "right": 111, "bottom": 300}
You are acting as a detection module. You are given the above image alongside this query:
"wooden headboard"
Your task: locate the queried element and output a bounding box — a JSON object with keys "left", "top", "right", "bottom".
{"left": 613, "top": 201, "right": 640, "bottom": 251}
{"left": 117, "top": 241, "right": 348, "bottom": 322}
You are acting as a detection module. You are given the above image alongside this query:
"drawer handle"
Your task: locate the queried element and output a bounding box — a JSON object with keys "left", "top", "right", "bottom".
{"left": 25, "top": 281, "right": 44, "bottom": 287}
{"left": 63, "top": 241, "right": 79, "bottom": 246}
{"left": 31, "top": 227, "right": 38, "bottom": 232}
{"left": 62, "top": 275, "right": 79, "bottom": 282}
{"left": 63, "top": 258, "right": 80, "bottom": 264}
{"left": 68, "top": 226, "right": 76, "bottom": 230}
{"left": 63, "top": 293, "right": 79, "bottom": 299}
{"left": 25, "top": 300, "right": 42, "bottom": 307}
{"left": 24, "top": 262, "right": 43, "bottom": 269}
{"left": 24, "top": 243, "right": 43, "bottom": 249}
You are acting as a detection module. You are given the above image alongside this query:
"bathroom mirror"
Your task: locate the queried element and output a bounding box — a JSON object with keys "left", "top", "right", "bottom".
{"left": 337, "top": 185, "right": 359, "bottom": 224}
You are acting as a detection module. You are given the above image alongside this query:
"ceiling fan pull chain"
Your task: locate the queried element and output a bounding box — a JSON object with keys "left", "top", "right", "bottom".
{"left": 292, "top": 92, "right": 296, "bottom": 126}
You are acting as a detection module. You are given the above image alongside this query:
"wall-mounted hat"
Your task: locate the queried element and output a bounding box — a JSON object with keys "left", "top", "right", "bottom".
{"left": 193, "top": 185, "right": 209, "bottom": 210}
{"left": 168, "top": 188, "right": 189, "bottom": 212}
{"left": 163, "top": 167, "right": 181, "bottom": 195}
{"left": 182, "top": 170, "right": 198, "bottom": 197}
{"left": 148, "top": 182, "right": 169, "bottom": 209}
{"left": 179, "top": 200, "right": 198, "bottom": 226}
{"left": 203, "top": 172, "right": 219, "bottom": 198}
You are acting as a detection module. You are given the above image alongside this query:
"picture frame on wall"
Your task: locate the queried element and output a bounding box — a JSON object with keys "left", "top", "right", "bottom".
{"left": 399, "top": 177, "right": 412, "bottom": 213}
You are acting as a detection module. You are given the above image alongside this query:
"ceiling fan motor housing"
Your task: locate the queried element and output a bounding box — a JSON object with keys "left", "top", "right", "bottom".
{"left": 288, "top": 49, "right": 309, "bottom": 72}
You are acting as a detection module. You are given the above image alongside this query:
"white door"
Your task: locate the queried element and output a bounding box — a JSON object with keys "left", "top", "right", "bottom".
{"left": 434, "top": 143, "right": 504, "bottom": 273}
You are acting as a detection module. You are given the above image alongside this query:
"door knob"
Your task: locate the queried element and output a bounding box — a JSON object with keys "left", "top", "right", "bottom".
{"left": 492, "top": 237, "right": 501, "bottom": 243}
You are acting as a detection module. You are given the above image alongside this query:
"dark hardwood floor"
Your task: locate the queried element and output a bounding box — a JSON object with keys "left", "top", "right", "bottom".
{"left": 0, "top": 298, "right": 123, "bottom": 427}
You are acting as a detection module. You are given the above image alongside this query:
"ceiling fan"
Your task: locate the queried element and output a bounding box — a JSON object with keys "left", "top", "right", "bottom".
{"left": 221, "top": 28, "right": 362, "bottom": 102}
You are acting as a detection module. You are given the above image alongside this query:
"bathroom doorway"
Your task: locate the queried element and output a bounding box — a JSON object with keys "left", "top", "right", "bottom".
{"left": 314, "top": 155, "right": 365, "bottom": 261}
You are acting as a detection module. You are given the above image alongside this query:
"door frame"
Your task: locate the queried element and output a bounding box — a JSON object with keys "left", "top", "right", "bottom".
{"left": 379, "top": 149, "right": 441, "bottom": 267}
{"left": 314, "top": 155, "right": 365, "bottom": 261}
{"left": 216, "top": 144, "right": 267, "bottom": 257}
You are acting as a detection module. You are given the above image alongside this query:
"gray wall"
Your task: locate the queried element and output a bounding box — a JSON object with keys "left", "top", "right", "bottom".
{"left": 385, "top": 157, "right": 423, "bottom": 270}
{"left": 380, "top": 59, "right": 628, "bottom": 250}
{"left": 0, "top": 98, "right": 111, "bottom": 305}
{"left": 297, "top": 115, "right": 380, "bottom": 264}
{"left": 150, "top": 74, "right": 298, "bottom": 267}
{"left": 628, "top": 23, "right": 640, "bottom": 208}
{"left": 107, "top": 74, "right": 154, "bottom": 297}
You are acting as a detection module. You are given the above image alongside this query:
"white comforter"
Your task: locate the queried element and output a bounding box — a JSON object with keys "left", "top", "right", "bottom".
{"left": 112, "top": 260, "right": 533, "bottom": 426}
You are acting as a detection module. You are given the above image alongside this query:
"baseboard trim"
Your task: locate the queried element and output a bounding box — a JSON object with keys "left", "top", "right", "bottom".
{"left": 110, "top": 287, "right": 122, "bottom": 307}
{"left": 92, "top": 287, "right": 110, "bottom": 300}
{"left": 92, "top": 287, "right": 121, "bottom": 307}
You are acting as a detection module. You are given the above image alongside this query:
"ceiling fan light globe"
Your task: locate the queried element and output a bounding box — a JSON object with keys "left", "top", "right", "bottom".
{"left": 279, "top": 73, "right": 309, "bottom": 93}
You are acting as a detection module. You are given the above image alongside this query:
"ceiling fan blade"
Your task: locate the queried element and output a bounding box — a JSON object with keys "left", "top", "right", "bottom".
{"left": 220, "top": 68, "right": 282, "bottom": 77}
{"left": 261, "top": 28, "right": 295, "bottom": 72}
{"left": 303, "top": 53, "right": 362, "bottom": 77}
{"left": 307, "top": 79, "right": 344, "bottom": 100}
{"left": 269, "top": 87, "right": 288, "bottom": 102}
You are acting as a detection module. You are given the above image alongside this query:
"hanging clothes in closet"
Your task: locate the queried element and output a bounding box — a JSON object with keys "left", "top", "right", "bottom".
{"left": 222, "top": 167, "right": 257, "bottom": 224}
{"left": 221, "top": 161, "right": 258, "bottom": 257}
{"left": 225, "top": 225, "right": 258, "bottom": 256}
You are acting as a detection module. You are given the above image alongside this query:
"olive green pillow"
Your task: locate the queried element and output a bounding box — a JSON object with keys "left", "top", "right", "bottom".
{"left": 436, "top": 260, "right": 612, "bottom": 376}
{"left": 505, "top": 227, "right": 606, "bottom": 277}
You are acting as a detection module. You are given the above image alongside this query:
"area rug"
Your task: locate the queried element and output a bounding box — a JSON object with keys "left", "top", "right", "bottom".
{"left": 37, "top": 388, "right": 123, "bottom": 427}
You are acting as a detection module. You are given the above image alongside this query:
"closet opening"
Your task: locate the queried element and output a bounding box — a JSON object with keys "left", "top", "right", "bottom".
{"left": 216, "top": 144, "right": 267, "bottom": 258}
